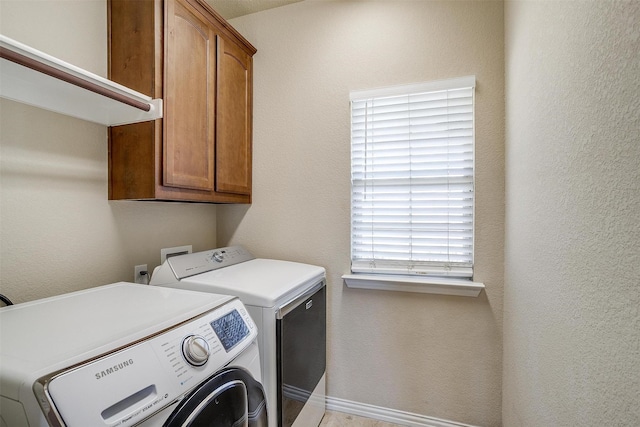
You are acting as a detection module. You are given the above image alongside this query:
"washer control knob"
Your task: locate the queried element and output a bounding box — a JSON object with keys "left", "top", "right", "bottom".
{"left": 211, "top": 251, "right": 224, "bottom": 263}
{"left": 182, "top": 335, "right": 210, "bottom": 366}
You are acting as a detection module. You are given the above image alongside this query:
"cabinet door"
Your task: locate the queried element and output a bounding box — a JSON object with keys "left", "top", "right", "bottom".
{"left": 216, "top": 36, "right": 252, "bottom": 195}
{"left": 164, "top": 0, "right": 216, "bottom": 191}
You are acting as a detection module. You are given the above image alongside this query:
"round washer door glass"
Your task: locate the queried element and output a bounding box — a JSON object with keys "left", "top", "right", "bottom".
{"left": 163, "top": 368, "right": 267, "bottom": 427}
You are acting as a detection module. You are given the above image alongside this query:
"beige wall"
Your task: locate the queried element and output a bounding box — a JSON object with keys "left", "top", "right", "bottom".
{"left": 4, "top": 1, "right": 638, "bottom": 425}
{"left": 0, "top": 0, "right": 217, "bottom": 303}
{"left": 221, "top": 1, "right": 505, "bottom": 425}
{"left": 504, "top": 1, "right": 640, "bottom": 425}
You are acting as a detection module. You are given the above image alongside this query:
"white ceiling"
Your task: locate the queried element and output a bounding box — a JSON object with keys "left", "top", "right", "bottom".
{"left": 205, "top": 0, "right": 303, "bottom": 20}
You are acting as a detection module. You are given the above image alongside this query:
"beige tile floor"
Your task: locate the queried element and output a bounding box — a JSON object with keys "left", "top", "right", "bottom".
{"left": 319, "top": 411, "right": 404, "bottom": 426}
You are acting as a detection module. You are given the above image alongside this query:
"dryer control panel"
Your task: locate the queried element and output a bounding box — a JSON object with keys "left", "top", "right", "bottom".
{"left": 151, "top": 246, "right": 255, "bottom": 284}
{"left": 41, "top": 298, "right": 256, "bottom": 427}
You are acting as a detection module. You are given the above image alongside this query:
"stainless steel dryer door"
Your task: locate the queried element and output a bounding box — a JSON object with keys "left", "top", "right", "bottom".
{"left": 163, "top": 368, "right": 267, "bottom": 427}
{"left": 276, "top": 281, "right": 327, "bottom": 427}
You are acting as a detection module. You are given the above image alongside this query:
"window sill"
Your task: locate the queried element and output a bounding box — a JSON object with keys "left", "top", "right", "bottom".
{"left": 342, "top": 274, "right": 484, "bottom": 297}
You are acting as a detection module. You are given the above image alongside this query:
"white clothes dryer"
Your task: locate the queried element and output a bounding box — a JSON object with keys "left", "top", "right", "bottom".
{"left": 0, "top": 282, "right": 267, "bottom": 427}
{"left": 150, "top": 246, "right": 326, "bottom": 427}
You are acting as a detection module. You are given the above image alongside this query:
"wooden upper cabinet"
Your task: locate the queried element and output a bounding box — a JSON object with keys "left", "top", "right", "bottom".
{"left": 107, "top": 0, "right": 256, "bottom": 203}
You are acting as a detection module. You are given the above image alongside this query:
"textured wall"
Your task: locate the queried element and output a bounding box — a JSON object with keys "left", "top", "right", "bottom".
{"left": 0, "top": 0, "right": 217, "bottom": 303}
{"left": 504, "top": 1, "right": 640, "bottom": 425}
{"left": 220, "top": 1, "right": 505, "bottom": 425}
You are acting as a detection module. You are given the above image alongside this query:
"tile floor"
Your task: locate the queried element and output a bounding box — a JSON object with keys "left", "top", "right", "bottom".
{"left": 319, "top": 411, "right": 404, "bottom": 426}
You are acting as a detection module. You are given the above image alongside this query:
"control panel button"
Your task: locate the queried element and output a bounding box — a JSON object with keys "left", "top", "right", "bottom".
{"left": 181, "top": 335, "right": 210, "bottom": 366}
{"left": 211, "top": 252, "right": 224, "bottom": 263}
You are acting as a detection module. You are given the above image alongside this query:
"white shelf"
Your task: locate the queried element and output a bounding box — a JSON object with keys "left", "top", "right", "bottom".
{"left": 342, "top": 273, "right": 485, "bottom": 297}
{"left": 0, "top": 34, "right": 162, "bottom": 126}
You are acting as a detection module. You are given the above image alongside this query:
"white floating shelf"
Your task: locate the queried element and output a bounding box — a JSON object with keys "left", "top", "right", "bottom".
{"left": 0, "top": 34, "right": 162, "bottom": 126}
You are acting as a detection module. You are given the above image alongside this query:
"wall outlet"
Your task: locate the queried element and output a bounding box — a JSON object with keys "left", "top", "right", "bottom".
{"left": 160, "top": 245, "right": 193, "bottom": 263}
{"left": 134, "top": 264, "right": 148, "bottom": 285}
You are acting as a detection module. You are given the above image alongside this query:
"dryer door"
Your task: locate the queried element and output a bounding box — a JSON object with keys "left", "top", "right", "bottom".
{"left": 163, "top": 368, "right": 267, "bottom": 427}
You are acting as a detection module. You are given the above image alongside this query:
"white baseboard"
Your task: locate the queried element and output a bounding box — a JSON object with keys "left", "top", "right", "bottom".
{"left": 325, "top": 396, "right": 479, "bottom": 427}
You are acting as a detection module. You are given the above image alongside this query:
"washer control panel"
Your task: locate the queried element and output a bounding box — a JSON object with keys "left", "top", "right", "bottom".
{"left": 44, "top": 298, "right": 256, "bottom": 427}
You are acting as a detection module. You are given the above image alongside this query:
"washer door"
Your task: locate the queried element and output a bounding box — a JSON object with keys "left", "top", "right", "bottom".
{"left": 163, "top": 368, "right": 267, "bottom": 427}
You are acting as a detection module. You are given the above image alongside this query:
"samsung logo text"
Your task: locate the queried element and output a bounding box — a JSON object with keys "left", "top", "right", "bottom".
{"left": 95, "top": 359, "right": 134, "bottom": 380}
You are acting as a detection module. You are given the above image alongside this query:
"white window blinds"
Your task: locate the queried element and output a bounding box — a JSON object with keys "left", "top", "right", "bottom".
{"left": 350, "top": 76, "right": 475, "bottom": 278}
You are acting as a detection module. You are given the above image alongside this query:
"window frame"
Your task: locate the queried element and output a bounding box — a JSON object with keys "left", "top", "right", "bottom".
{"left": 345, "top": 76, "right": 484, "bottom": 296}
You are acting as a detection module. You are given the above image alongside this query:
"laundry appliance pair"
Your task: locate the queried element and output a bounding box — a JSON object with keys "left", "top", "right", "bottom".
{"left": 150, "top": 245, "right": 327, "bottom": 427}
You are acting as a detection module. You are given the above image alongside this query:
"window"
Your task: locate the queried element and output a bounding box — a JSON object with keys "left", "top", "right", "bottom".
{"left": 349, "top": 76, "right": 475, "bottom": 279}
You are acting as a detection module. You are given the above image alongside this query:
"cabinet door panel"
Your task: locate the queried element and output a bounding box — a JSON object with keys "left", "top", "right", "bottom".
{"left": 164, "top": 0, "right": 216, "bottom": 191}
{"left": 216, "top": 36, "right": 252, "bottom": 195}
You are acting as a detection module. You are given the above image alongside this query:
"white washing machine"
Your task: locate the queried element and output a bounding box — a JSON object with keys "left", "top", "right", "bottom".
{"left": 150, "top": 246, "right": 326, "bottom": 427}
{"left": 0, "top": 282, "right": 267, "bottom": 427}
